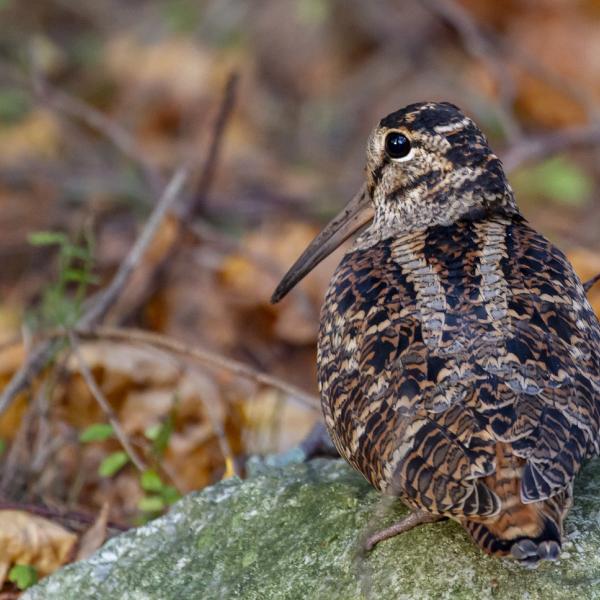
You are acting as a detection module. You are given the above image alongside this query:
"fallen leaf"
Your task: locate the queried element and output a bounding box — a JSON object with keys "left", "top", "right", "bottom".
{"left": 76, "top": 503, "right": 109, "bottom": 561}
{"left": 0, "top": 510, "right": 77, "bottom": 587}
{"left": 0, "top": 109, "right": 61, "bottom": 167}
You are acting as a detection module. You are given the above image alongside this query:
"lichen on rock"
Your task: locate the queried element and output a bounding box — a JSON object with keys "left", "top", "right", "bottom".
{"left": 23, "top": 458, "right": 600, "bottom": 599}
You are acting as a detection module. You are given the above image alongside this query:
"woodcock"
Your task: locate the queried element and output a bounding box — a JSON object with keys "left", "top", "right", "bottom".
{"left": 271, "top": 102, "right": 600, "bottom": 565}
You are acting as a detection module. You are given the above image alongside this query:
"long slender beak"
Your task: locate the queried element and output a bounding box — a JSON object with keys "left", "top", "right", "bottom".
{"left": 271, "top": 183, "right": 373, "bottom": 303}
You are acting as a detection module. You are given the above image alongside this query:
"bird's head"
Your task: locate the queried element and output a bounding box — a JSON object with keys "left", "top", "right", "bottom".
{"left": 271, "top": 102, "right": 517, "bottom": 303}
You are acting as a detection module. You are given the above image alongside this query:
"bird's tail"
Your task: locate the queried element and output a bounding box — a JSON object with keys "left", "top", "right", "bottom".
{"left": 461, "top": 445, "right": 571, "bottom": 564}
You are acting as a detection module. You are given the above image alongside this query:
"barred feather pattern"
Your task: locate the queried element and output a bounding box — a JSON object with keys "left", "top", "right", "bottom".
{"left": 317, "top": 212, "right": 600, "bottom": 557}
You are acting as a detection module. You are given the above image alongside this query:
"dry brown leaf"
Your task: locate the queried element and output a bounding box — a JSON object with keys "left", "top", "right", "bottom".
{"left": 65, "top": 342, "right": 180, "bottom": 387}
{"left": 105, "top": 35, "right": 214, "bottom": 103}
{"left": 119, "top": 389, "right": 175, "bottom": 435}
{"left": 75, "top": 503, "right": 109, "bottom": 562}
{"left": 0, "top": 510, "right": 77, "bottom": 586}
{"left": 0, "top": 110, "right": 62, "bottom": 167}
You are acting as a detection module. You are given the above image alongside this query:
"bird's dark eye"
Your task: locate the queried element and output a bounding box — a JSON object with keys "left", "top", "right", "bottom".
{"left": 385, "top": 132, "right": 412, "bottom": 159}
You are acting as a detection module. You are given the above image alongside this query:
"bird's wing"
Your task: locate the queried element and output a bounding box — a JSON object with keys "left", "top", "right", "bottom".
{"left": 483, "top": 218, "right": 600, "bottom": 502}
{"left": 317, "top": 215, "right": 600, "bottom": 518}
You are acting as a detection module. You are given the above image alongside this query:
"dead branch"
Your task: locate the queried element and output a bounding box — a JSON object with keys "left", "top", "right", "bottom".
{"left": 0, "top": 500, "right": 128, "bottom": 532}
{"left": 72, "top": 325, "right": 321, "bottom": 411}
{"left": 112, "top": 72, "right": 240, "bottom": 322}
{"left": 31, "top": 76, "right": 164, "bottom": 193}
{"left": 190, "top": 369, "right": 241, "bottom": 478}
{"left": 82, "top": 168, "right": 188, "bottom": 326}
{"left": 0, "top": 167, "right": 188, "bottom": 418}
{"left": 584, "top": 273, "right": 600, "bottom": 293}
{"left": 186, "top": 72, "right": 240, "bottom": 219}
{"left": 423, "top": 0, "right": 600, "bottom": 147}
{"left": 503, "top": 124, "right": 600, "bottom": 172}
{"left": 422, "top": 0, "right": 521, "bottom": 141}
{"left": 67, "top": 330, "right": 147, "bottom": 472}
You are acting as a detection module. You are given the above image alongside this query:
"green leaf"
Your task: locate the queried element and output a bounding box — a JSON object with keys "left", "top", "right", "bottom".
{"left": 144, "top": 416, "right": 173, "bottom": 456}
{"left": 296, "top": 0, "right": 330, "bottom": 24}
{"left": 144, "top": 423, "right": 162, "bottom": 441}
{"left": 61, "top": 244, "right": 92, "bottom": 260}
{"left": 98, "top": 451, "right": 129, "bottom": 477}
{"left": 28, "top": 231, "right": 68, "bottom": 247}
{"left": 79, "top": 423, "right": 114, "bottom": 443}
{"left": 8, "top": 564, "right": 38, "bottom": 590}
{"left": 0, "top": 438, "right": 5, "bottom": 456}
{"left": 513, "top": 157, "right": 593, "bottom": 207}
{"left": 161, "top": 485, "right": 182, "bottom": 505}
{"left": 140, "top": 469, "right": 164, "bottom": 492}
{"left": 162, "top": 0, "right": 199, "bottom": 33}
{"left": 138, "top": 495, "right": 165, "bottom": 513}
{"left": 0, "top": 88, "right": 30, "bottom": 122}
{"left": 62, "top": 269, "right": 99, "bottom": 285}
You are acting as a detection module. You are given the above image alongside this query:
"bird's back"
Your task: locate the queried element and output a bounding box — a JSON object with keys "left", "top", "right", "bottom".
{"left": 317, "top": 211, "right": 600, "bottom": 558}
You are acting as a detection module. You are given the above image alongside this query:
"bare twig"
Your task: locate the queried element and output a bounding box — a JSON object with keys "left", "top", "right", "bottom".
{"left": 584, "top": 273, "right": 600, "bottom": 293}
{"left": 422, "top": 0, "right": 521, "bottom": 141}
{"left": 191, "top": 369, "right": 240, "bottom": 478}
{"left": 72, "top": 325, "right": 321, "bottom": 411}
{"left": 186, "top": 72, "right": 240, "bottom": 219}
{"left": 503, "top": 124, "right": 600, "bottom": 172}
{"left": 67, "top": 330, "right": 146, "bottom": 472}
{"left": 32, "top": 77, "right": 163, "bottom": 193}
{"left": 495, "top": 32, "right": 600, "bottom": 122}
{"left": 0, "top": 167, "right": 189, "bottom": 418}
{"left": 0, "top": 500, "right": 128, "bottom": 532}
{"left": 113, "top": 72, "right": 240, "bottom": 322}
{"left": 82, "top": 167, "right": 188, "bottom": 326}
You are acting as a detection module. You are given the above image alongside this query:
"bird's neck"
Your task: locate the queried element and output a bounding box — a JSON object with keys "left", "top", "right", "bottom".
{"left": 356, "top": 187, "right": 518, "bottom": 251}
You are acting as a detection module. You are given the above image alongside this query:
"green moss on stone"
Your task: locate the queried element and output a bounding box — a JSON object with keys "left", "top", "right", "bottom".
{"left": 23, "top": 458, "right": 600, "bottom": 599}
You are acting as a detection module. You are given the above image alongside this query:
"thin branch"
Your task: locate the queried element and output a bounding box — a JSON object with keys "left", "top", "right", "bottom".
{"left": 31, "top": 76, "right": 163, "bottom": 193}
{"left": 495, "top": 32, "right": 600, "bottom": 122}
{"left": 422, "top": 0, "right": 521, "bottom": 141}
{"left": 503, "top": 124, "right": 600, "bottom": 172}
{"left": 190, "top": 368, "right": 240, "bottom": 478}
{"left": 584, "top": 273, "right": 600, "bottom": 293}
{"left": 81, "top": 167, "right": 188, "bottom": 326}
{"left": 0, "top": 341, "right": 61, "bottom": 417}
{"left": 72, "top": 325, "right": 321, "bottom": 411}
{"left": 0, "top": 167, "right": 189, "bottom": 418}
{"left": 67, "top": 330, "right": 146, "bottom": 472}
{"left": 185, "top": 72, "right": 240, "bottom": 219}
{"left": 0, "top": 500, "right": 129, "bottom": 532}
{"left": 112, "top": 71, "right": 240, "bottom": 322}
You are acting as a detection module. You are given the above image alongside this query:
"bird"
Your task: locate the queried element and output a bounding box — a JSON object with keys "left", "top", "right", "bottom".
{"left": 271, "top": 101, "right": 600, "bottom": 565}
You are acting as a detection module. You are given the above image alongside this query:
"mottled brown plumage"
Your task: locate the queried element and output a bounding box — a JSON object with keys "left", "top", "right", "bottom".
{"left": 273, "top": 102, "right": 600, "bottom": 564}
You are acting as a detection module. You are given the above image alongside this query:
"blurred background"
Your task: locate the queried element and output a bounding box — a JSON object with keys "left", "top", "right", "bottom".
{"left": 1, "top": 0, "right": 600, "bottom": 590}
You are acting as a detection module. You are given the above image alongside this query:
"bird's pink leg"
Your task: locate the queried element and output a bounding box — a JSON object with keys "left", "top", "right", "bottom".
{"left": 364, "top": 510, "right": 444, "bottom": 551}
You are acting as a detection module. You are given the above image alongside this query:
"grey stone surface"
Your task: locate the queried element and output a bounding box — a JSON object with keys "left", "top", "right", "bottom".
{"left": 24, "top": 458, "right": 600, "bottom": 600}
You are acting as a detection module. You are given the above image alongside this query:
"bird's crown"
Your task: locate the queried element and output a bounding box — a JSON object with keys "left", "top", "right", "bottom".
{"left": 364, "top": 102, "right": 517, "bottom": 240}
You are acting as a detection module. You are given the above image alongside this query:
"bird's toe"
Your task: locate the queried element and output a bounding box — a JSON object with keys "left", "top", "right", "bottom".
{"left": 510, "top": 539, "right": 538, "bottom": 560}
{"left": 537, "top": 540, "right": 561, "bottom": 561}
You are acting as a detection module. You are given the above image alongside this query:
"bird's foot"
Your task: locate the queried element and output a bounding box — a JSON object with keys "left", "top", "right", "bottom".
{"left": 364, "top": 510, "right": 444, "bottom": 551}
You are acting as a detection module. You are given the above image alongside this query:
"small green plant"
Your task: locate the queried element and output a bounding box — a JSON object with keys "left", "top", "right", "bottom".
{"left": 28, "top": 230, "right": 98, "bottom": 329}
{"left": 8, "top": 564, "right": 38, "bottom": 590}
{"left": 144, "top": 414, "right": 174, "bottom": 457}
{"left": 138, "top": 468, "right": 181, "bottom": 516}
{"left": 79, "top": 423, "right": 115, "bottom": 443}
{"left": 0, "top": 438, "right": 5, "bottom": 457}
{"left": 512, "top": 156, "right": 593, "bottom": 207}
{"left": 98, "top": 451, "right": 129, "bottom": 477}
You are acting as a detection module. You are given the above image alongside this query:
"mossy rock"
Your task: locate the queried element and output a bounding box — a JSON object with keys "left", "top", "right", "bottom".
{"left": 24, "top": 458, "right": 600, "bottom": 599}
